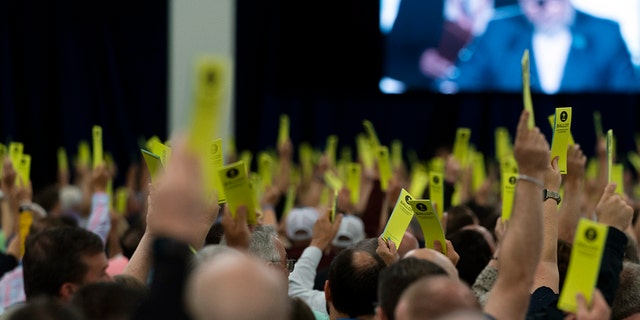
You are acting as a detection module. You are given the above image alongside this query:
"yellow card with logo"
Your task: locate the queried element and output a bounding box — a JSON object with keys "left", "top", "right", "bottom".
{"left": 558, "top": 218, "right": 608, "bottom": 313}
{"left": 471, "top": 150, "right": 487, "bottom": 192}
{"left": 547, "top": 114, "right": 575, "bottom": 146}
{"left": 381, "top": 188, "right": 415, "bottom": 248}
{"left": 141, "top": 149, "right": 163, "bottom": 182}
{"left": 522, "top": 49, "right": 535, "bottom": 129}
{"left": 377, "top": 146, "right": 393, "bottom": 191}
{"left": 408, "top": 199, "right": 446, "bottom": 254}
{"left": 16, "top": 154, "right": 31, "bottom": 187}
{"left": 453, "top": 128, "right": 471, "bottom": 166}
{"left": 495, "top": 127, "right": 513, "bottom": 161}
{"left": 210, "top": 138, "right": 226, "bottom": 203}
{"left": 607, "top": 129, "right": 614, "bottom": 183}
{"left": 346, "top": 163, "right": 361, "bottom": 205}
{"left": 218, "top": 161, "right": 257, "bottom": 225}
{"left": 278, "top": 114, "right": 289, "bottom": 148}
{"left": 428, "top": 171, "right": 444, "bottom": 220}
{"left": 550, "top": 107, "right": 572, "bottom": 174}
{"left": 612, "top": 163, "right": 624, "bottom": 195}
{"left": 501, "top": 172, "right": 518, "bottom": 221}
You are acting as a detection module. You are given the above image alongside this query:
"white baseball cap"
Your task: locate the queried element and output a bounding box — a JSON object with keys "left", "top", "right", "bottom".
{"left": 332, "top": 214, "right": 365, "bottom": 248}
{"left": 285, "top": 207, "right": 320, "bottom": 241}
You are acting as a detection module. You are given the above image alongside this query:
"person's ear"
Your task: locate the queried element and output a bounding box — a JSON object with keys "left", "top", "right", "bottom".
{"left": 323, "top": 280, "right": 331, "bottom": 303}
{"left": 59, "top": 282, "right": 79, "bottom": 303}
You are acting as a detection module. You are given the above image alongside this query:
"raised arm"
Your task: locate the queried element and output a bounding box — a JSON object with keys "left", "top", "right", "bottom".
{"left": 531, "top": 156, "right": 561, "bottom": 292}
{"left": 484, "top": 110, "right": 549, "bottom": 320}
{"left": 558, "top": 144, "right": 587, "bottom": 243}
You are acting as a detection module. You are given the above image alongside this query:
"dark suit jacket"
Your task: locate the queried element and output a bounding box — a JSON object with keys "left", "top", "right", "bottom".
{"left": 454, "top": 10, "right": 639, "bottom": 93}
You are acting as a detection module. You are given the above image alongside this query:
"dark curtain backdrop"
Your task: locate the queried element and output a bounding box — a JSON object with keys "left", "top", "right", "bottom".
{"left": 0, "top": 0, "right": 167, "bottom": 193}
{"left": 235, "top": 0, "right": 640, "bottom": 171}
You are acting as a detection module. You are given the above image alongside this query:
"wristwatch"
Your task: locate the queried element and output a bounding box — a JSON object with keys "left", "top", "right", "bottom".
{"left": 543, "top": 189, "right": 561, "bottom": 205}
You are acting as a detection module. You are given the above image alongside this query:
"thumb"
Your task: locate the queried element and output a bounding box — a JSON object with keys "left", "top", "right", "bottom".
{"left": 551, "top": 156, "right": 559, "bottom": 169}
{"left": 603, "top": 182, "right": 617, "bottom": 195}
{"left": 575, "top": 293, "right": 588, "bottom": 314}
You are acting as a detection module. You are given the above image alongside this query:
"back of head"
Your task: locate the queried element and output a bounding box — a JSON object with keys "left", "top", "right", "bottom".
{"left": 612, "top": 262, "right": 640, "bottom": 320}
{"left": 328, "top": 246, "right": 385, "bottom": 318}
{"left": 447, "top": 228, "right": 493, "bottom": 286}
{"left": 70, "top": 281, "right": 147, "bottom": 320}
{"left": 186, "top": 252, "right": 289, "bottom": 320}
{"left": 378, "top": 257, "right": 448, "bottom": 320}
{"left": 7, "top": 297, "right": 80, "bottom": 320}
{"left": 445, "top": 205, "right": 477, "bottom": 235}
{"left": 394, "top": 276, "right": 480, "bottom": 320}
{"left": 289, "top": 297, "right": 316, "bottom": 320}
{"left": 23, "top": 226, "right": 105, "bottom": 301}
{"left": 403, "top": 248, "right": 459, "bottom": 280}
{"left": 248, "top": 225, "right": 281, "bottom": 263}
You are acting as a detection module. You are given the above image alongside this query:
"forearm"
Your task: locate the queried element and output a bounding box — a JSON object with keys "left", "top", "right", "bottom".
{"left": 123, "top": 232, "right": 154, "bottom": 285}
{"left": 0, "top": 199, "right": 14, "bottom": 239}
{"left": 531, "top": 198, "right": 559, "bottom": 293}
{"left": 87, "top": 193, "right": 111, "bottom": 243}
{"left": 557, "top": 180, "right": 583, "bottom": 243}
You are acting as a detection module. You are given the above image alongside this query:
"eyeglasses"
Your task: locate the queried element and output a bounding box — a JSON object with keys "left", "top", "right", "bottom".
{"left": 272, "top": 259, "right": 296, "bottom": 273}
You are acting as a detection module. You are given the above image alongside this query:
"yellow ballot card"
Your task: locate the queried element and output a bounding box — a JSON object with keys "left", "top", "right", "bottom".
{"left": 428, "top": 171, "right": 445, "bottom": 220}
{"left": 345, "top": 163, "right": 361, "bottom": 205}
{"left": 209, "top": 139, "right": 226, "bottom": 203}
{"left": 92, "top": 125, "right": 103, "bottom": 169}
{"left": 628, "top": 152, "right": 640, "bottom": 173}
{"left": 558, "top": 218, "right": 608, "bottom": 313}
{"left": 57, "top": 147, "right": 68, "bottom": 173}
{"left": 325, "top": 135, "right": 339, "bottom": 167}
{"left": 501, "top": 172, "right": 518, "bottom": 221}
{"left": 278, "top": 114, "right": 289, "bottom": 148}
{"left": 612, "top": 163, "right": 624, "bottom": 195}
{"left": 381, "top": 189, "right": 415, "bottom": 248}
{"left": 17, "top": 154, "right": 30, "bottom": 187}
{"left": 607, "top": 130, "right": 614, "bottom": 183}
{"left": 78, "top": 140, "right": 90, "bottom": 168}
{"left": 377, "top": 146, "right": 393, "bottom": 191}
{"left": 363, "top": 120, "right": 381, "bottom": 148}
{"left": 146, "top": 136, "right": 161, "bottom": 152}
{"left": 324, "top": 170, "right": 344, "bottom": 191}
{"left": 115, "top": 187, "right": 128, "bottom": 215}
{"left": 150, "top": 141, "right": 172, "bottom": 167}
{"left": 586, "top": 158, "right": 598, "bottom": 181}
{"left": 547, "top": 114, "right": 575, "bottom": 146}
{"left": 8, "top": 142, "right": 23, "bottom": 170}
{"left": 258, "top": 152, "right": 273, "bottom": 189}
{"left": 240, "top": 150, "right": 253, "bottom": 172}
{"left": 141, "top": 149, "right": 163, "bottom": 182}
{"left": 521, "top": 49, "right": 535, "bottom": 129}
{"left": 453, "top": 128, "right": 471, "bottom": 166}
{"left": 281, "top": 185, "right": 297, "bottom": 220}
{"left": 331, "top": 189, "right": 339, "bottom": 223}
{"left": 408, "top": 199, "right": 446, "bottom": 254}
{"left": 550, "top": 107, "right": 572, "bottom": 174}
{"left": 471, "top": 150, "right": 487, "bottom": 193}
{"left": 218, "top": 161, "right": 257, "bottom": 225}
{"left": 495, "top": 127, "right": 513, "bottom": 161}
{"left": 18, "top": 210, "right": 33, "bottom": 258}
{"left": 340, "top": 146, "right": 353, "bottom": 164}
{"left": 593, "top": 111, "right": 604, "bottom": 139}
{"left": 409, "top": 166, "right": 429, "bottom": 200}
{"left": 356, "top": 134, "right": 374, "bottom": 170}
{"left": 391, "top": 140, "right": 403, "bottom": 169}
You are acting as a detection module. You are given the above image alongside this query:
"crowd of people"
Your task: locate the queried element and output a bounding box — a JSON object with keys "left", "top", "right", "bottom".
{"left": 0, "top": 108, "right": 639, "bottom": 319}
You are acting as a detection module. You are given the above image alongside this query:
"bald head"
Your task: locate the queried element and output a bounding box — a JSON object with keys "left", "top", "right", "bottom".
{"left": 186, "top": 252, "right": 289, "bottom": 320}
{"left": 403, "top": 248, "right": 458, "bottom": 280}
{"left": 395, "top": 276, "right": 480, "bottom": 320}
